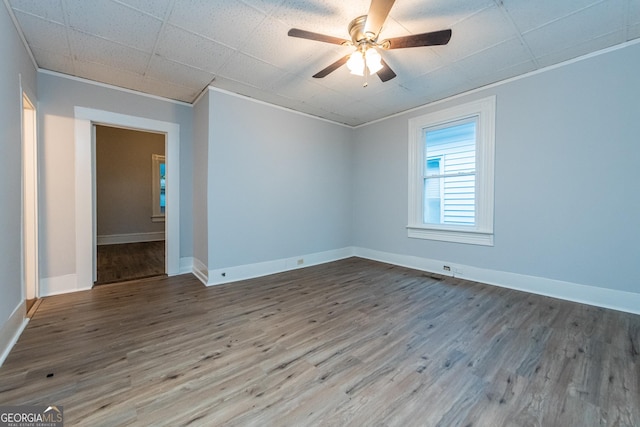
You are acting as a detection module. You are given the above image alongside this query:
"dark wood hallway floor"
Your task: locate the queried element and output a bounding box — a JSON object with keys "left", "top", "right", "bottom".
{"left": 95, "top": 241, "right": 165, "bottom": 285}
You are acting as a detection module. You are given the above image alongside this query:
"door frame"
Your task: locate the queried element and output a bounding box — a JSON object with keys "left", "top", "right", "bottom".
{"left": 21, "top": 85, "right": 39, "bottom": 302}
{"left": 74, "top": 108, "right": 180, "bottom": 288}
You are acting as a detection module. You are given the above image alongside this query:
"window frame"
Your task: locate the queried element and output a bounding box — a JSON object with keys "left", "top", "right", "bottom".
{"left": 407, "top": 96, "right": 496, "bottom": 246}
{"left": 151, "top": 153, "right": 165, "bottom": 223}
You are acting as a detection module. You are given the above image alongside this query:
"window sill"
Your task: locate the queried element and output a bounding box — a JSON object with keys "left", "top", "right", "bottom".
{"left": 407, "top": 225, "right": 494, "bottom": 246}
{"left": 151, "top": 215, "right": 165, "bottom": 223}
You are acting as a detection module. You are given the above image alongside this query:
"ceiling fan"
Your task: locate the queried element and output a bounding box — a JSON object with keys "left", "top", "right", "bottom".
{"left": 287, "top": 0, "right": 452, "bottom": 85}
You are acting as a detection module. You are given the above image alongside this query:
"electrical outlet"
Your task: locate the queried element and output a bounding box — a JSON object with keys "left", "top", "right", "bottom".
{"left": 297, "top": 258, "right": 304, "bottom": 265}
{"left": 443, "top": 265, "right": 451, "bottom": 272}
{"left": 453, "top": 267, "right": 463, "bottom": 275}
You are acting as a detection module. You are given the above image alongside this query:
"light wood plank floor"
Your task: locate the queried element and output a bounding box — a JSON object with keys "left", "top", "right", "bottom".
{"left": 96, "top": 241, "right": 165, "bottom": 285}
{"left": 1, "top": 258, "right": 638, "bottom": 426}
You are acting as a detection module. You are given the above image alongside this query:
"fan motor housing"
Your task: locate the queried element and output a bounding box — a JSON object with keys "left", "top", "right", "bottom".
{"left": 349, "top": 15, "right": 374, "bottom": 44}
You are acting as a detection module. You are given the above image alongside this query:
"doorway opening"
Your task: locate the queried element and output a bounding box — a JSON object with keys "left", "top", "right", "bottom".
{"left": 75, "top": 107, "right": 180, "bottom": 292}
{"left": 94, "top": 125, "right": 166, "bottom": 285}
{"left": 22, "top": 93, "right": 39, "bottom": 315}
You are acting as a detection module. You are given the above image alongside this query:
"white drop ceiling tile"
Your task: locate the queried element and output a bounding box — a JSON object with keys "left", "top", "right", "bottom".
{"left": 241, "top": 0, "right": 284, "bottom": 15}
{"left": 501, "top": 0, "right": 602, "bottom": 33}
{"left": 339, "top": 99, "right": 386, "bottom": 121}
{"left": 147, "top": 55, "right": 216, "bottom": 90}
{"left": 390, "top": 0, "right": 495, "bottom": 34}
{"left": 212, "top": 76, "right": 314, "bottom": 115}
{"left": 9, "top": 0, "right": 65, "bottom": 24}
{"left": 376, "top": 48, "right": 446, "bottom": 85}
{"left": 436, "top": 5, "right": 519, "bottom": 63}
{"left": 65, "top": 0, "right": 162, "bottom": 51}
{"left": 30, "top": 47, "right": 74, "bottom": 73}
{"left": 243, "top": 17, "right": 346, "bottom": 71}
{"left": 376, "top": 16, "right": 412, "bottom": 40}
{"left": 317, "top": 110, "right": 358, "bottom": 126}
{"left": 307, "top": 87, "right": 355, "bottom": 111}
{"left": 522, "top": 0, "right": 626, "bottom": 58}
{"left": 467, "top": 59, "right": 536, "bottom": 88}
{"left": 534, "top": 30, "right": 626, "bottom": 68}
{"left": 156, "top": 25, "right": 235, "bottom": 74}
{"left": 68, "top": 31, "right": 150, "bottom": 74}
{"left": 270, "top": 73, "right": 326, "bottom": 100}
{"left": 74, "top": 60, "right": 144, "bottom": 91}
{"left": 400, "top": 64, "right": 470, "bottom": 98}
{"left": 139, "top": 77, "right": 201, "bottom": 102}
{"left": 297, "top": 100, "right": 344, "bottom": 120}
{"left": 169, "top": 0, "right": 267, "bottom": 49}
{"left": 274, "top": 0, "right": 370, "bottom": 38}
{"left": 629, "top": 23, "right": 640, "bottom": 40}
{"left": 453, "top": 38, "right": 532, "bottom": 81}
{"left": 113, "top": 0, "right": 173, "bottom": 18}
{"left": 370, "top": 86, "right": 427, "bottom": 113}
{"left": 216, "top": 53, "right": 285, "bottom": 88}
{"left": 13, "top": 11, "right": 70, "bottom": 55}
{"left": 627, "top": 0, "right": 640, "bottom": 25}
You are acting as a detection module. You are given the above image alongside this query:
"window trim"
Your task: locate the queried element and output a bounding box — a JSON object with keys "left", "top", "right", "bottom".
{"left": 407, "top": 96, "right": 496, "bottom": 246}
{"left": 151, "top": 153, "right": 165, "bottom": 223}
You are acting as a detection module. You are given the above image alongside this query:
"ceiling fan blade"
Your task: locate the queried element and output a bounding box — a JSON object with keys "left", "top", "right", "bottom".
{"left": 313, "top": 55, "right": 350, "bottom": 78}
{"left": 377, "top": 58, "right": 396, "bottom": 82}
{"left": 363, "top": 0, "right": 396, "bottom": 38}
{"left": 288, "top": 28, "right": 350, "bottom": 46}
{"left": 385, "top": 29, "right": 452, "bottom": 49}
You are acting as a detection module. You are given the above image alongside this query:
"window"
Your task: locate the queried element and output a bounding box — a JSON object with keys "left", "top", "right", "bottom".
{"left": 408, "top": 96, "right": 495, "bottom": 245}
{"left": 151, "top": 154, "right": 165, "bottom": 222}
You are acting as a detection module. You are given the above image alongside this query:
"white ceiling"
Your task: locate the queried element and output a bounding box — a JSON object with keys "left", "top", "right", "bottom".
{"left": 5, "top": 0, "right": 640, "bottom": 126}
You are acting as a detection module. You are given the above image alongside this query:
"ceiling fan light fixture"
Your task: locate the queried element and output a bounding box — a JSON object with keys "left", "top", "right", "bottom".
{"left": 347, "top": 51, "right": 365, "bottom": 76}
{"left": 365, "top": 47, "right": 383, "bottom": 74}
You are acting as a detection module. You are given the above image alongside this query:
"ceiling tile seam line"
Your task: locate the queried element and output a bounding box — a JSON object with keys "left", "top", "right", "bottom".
{"left": 238, "top": 0, "right": 275, "bottom": 19}
{"left": 624, "top": 0, "right": 631, "bottom": 40}
{"left": 65, "top": 27, "right": 155, "bottom": 58}
{"left": 2, "top": 0, "right": 37, "bottom": 70}
{"left": 520, "top": 0, "right": 610, "bottom": 36}
{"left": 233, "top": 14, "right": 271, "bottom": 57}
{"left": 142, "top": 0, "right": 177, "bottom": 78}
{"left": 37, "top": 68, "right": 192, "bottom": 108}
{"left": 151, "top": 54, "right": 218, "bottom": 83}
{"left": 493, "top": 1, "right": 539, "bottom": 68}
{"left": 110, "top": 0, "right": 169, "bottom": 22}
{"left": 450, "top": 36, "right": 529, "bottom": 65}
{"left": 9, "top": 7, "right": 65, "bottom": 26}
{"left": 59, "top": 0, "right": 77, "bottom": 76}
{"left": 453, "top": 4, "right": 499, "bottom": 28}
{"left": 162, "top": 21, "right": 244, "bottom": 74}
{"left": 354, "top": 36, "right": 640, "bottom": 129}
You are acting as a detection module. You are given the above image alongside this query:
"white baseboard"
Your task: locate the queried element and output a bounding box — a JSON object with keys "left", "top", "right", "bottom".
{"left": 40, "top": 273, "right": 92, "bottom": 297}
{"left": 0, "top": 300, "right": 28, "bottom": 367}
{"left": 97, "top": 231, "right": 165, "bottom": 245}
{"left": 353, "top": 247, "right": 640, "bottom": 315}
{"left": 192, "top": 257, "right": 209, "bottom": 285}
{"left": 204, "top": 247, "right": 355, "bottom": 287}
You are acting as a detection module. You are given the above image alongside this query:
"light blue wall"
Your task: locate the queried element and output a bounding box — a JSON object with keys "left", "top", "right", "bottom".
{"left": 37, "top": 72, "right": 193, "bottom": 278}
{"left": 0, "top": 4, "right": 37, "bottom": 333}
{"left": 207, "top": 90, "right": 353, "bottom": 269}
{"left": 192, "top": 91, "right": 209, "bottom": 267}
{"left": 352, "top": 42, "right": 640, "bottom": 294}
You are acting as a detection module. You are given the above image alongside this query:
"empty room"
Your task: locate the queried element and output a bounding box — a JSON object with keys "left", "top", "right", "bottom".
{"left": 0, "top": 0, "right": 638, "bottom": 425}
